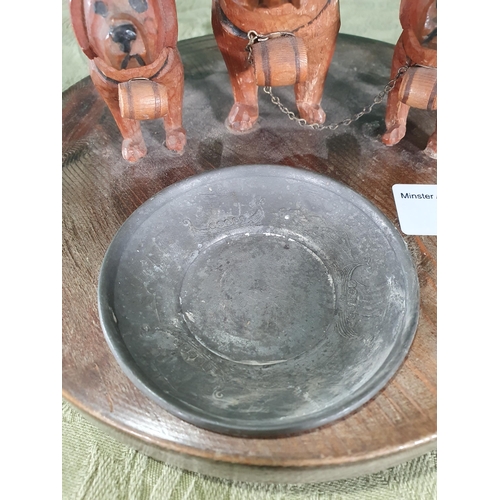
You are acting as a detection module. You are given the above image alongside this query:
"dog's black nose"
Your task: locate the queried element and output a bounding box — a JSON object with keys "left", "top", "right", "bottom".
{"left": 109, "top": 23, "right": 137, "bottom": 54}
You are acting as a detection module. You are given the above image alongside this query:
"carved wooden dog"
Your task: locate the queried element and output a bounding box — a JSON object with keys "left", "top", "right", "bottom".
{"left": 69, "top": 0, "right": 186, "bottom": 162}
{"left": 382, "top": 0, "right": 437, "bottom": 158}
{"left": 212, "top": 0, "right": 340, "bottom": 132}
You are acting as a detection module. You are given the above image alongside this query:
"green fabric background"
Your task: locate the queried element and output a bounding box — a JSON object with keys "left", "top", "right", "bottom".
{"left": 62, "top": 1, "right": 436, "bottom": 498}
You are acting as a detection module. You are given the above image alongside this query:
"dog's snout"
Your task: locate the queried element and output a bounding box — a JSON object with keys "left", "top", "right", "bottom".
{"left": 110, "top": 23, "right": 137, "bottom": 54}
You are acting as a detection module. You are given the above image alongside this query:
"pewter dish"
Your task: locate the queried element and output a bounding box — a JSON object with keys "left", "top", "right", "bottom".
{"left": 98, "top": 164, "right": 419, "bottom": 437}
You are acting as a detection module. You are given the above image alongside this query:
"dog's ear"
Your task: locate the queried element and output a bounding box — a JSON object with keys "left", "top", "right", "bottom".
{"left": 69, "top": 0, "right": 96, "bottom": 58}
{"left": 155, "top": 0, "right": 179, "bottom": 49}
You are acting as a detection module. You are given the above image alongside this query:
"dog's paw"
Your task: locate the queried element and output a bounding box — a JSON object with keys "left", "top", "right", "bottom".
{"left": 165, "top": 127, "right": 187, "bottom": 154}
{"left": 424, "top": 132, "right": 437, "bottom": 159}
{"left": 225, "top": 103, "right": 258, "bottom": 133}
{"left": 381, "top": 123, "right": 407, "bottom": 146}
{"left": 296, "top": 102, "right": 326, "bottom": 125}
{"left": 122, "top": 138, "right": 147, "bottom": 162}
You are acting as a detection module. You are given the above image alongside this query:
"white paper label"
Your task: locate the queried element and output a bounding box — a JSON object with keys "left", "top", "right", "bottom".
{"left": 392, "top": 184, "right": 437, "bottom": 235}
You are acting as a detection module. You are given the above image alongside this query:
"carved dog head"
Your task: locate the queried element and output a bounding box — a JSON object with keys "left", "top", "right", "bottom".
{"left": 70, "top": 0, "right": 178, "bottom": 70}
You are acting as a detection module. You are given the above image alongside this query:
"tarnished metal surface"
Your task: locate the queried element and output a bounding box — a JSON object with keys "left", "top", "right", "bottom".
{"left": 98, "top": 164, "right": 419, "bottom": 437}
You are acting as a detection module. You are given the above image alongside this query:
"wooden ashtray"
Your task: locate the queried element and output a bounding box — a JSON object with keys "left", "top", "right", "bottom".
{"left": 63, "top": 35, "right": 436, "bottom": 483}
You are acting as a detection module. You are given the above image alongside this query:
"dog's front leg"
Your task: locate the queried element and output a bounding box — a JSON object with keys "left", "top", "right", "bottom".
{"left": 294, "top": 72, "right": 328, "bottom": 125}
{"left": 212, "top": 11, "right": 259, "bottom": 133}
{"left": 381, "top": 37, "right": 410, "bottom": 147}
{"left": 294, "top": 21, "right": 338, "bottom": 125}
{"left": 218, "top": 39, "right": 259, "bottom": 132}
{"left": 424, "top": 128, "right": 437, "bottom": 159}
{"left": 225, "top": 63, "right": 259, "bottom": 132}
{"left": 89, "top": 62, "right": 147, "bottom": 162}
{"left": 156, "top": 49, "right": 187, "bottom": 154}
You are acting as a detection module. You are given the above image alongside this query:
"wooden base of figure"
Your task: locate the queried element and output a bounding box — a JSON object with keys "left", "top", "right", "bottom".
{"left": 63, "top": 34, "right": 437, "bottom": 484}
{"left": 212, "top": 0, "right": 340, "bottom": 133}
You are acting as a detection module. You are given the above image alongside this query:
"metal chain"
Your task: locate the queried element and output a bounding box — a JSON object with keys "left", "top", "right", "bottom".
{"left": 246, "top": 30, "right": 410, "bottom": 131}
{"left": 245, "top": 29, "right": 295, "bottom": 65}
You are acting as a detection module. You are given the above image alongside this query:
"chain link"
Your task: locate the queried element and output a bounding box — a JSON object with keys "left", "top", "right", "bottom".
{"left": 246, "top": 30, "right": 410, "bottom": 131}
{"left": 262, "top": 63, "right": 409, "bottom": 131}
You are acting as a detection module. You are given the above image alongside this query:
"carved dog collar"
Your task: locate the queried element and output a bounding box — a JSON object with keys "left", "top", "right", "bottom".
{"left": 217, "top": 0, "right": 332, "bottom": 39}
{"left": 93, "top": 47, "right": 172, "bottom": 85}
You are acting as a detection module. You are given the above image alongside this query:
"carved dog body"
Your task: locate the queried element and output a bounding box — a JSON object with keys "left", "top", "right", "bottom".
{"left": 382, "top": 0, "right": 437, "bottom": 158}
{"left": 212, "top": 0, "right": 340, "bottom": 132}
{"left": 69, "top": 0, "right": 186, "bottom": 161}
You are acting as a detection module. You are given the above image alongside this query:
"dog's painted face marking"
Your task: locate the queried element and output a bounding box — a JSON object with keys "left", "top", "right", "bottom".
{"left": 129, "top": 0, "right": 148, "bottom": 13}
{"left": 110, "top": 23, "right": 137, "bottom": 53}
{"left": 94, "top": 1, "right": 108, "bottom": 17}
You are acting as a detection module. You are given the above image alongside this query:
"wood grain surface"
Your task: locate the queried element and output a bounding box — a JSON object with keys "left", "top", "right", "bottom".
{"left": 62, "top": 34, "right": 437, "bottom": 483}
